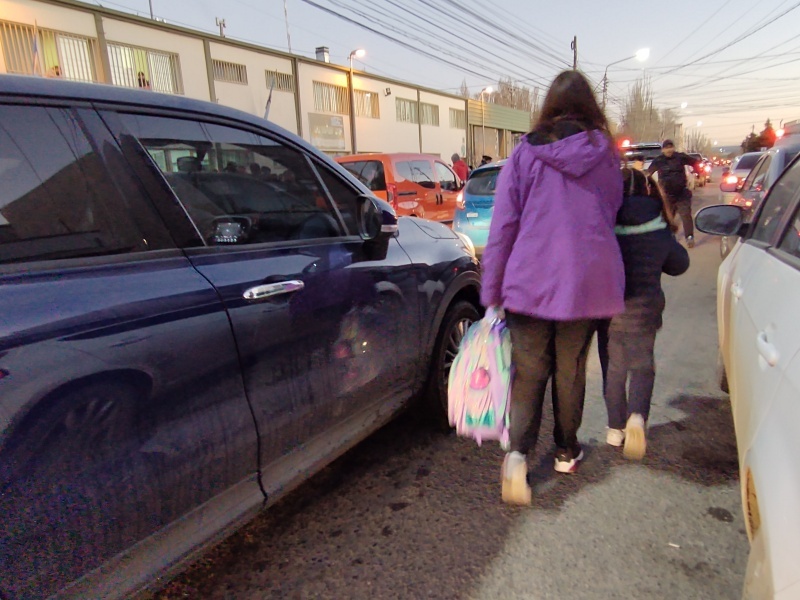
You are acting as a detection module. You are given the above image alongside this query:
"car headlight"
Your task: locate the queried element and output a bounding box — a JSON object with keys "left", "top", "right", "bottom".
{"left": 454, "top": 231, "right": 476, "bottom": 259}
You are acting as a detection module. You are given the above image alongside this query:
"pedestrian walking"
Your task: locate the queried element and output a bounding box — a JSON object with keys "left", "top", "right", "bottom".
{"left": 451, "top": 153, "right": 469, "bottom": 182}
{"left": 480, "top": 155, "right": 492, "bottom": 167}
{"left": 598, "top": 168, "right": 690, "bottom": 460}
{"left": 480, "top": 70, "right": 625, "bottom": 506}
{"left": 647, "top": 140, "right": 700, "bottom": 247}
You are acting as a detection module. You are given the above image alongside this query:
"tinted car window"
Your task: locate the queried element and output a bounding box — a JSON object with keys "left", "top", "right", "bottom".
{"left": 743, "top": 156, "right": 771, "bottom": 192}
{"left": 314, "top": 164, "right": 362, "bottom": 235}
{"left": 777, "top": 206, "right": 800, "bottom": 259}
{"left": 340, "top": 160, "right": 386, "bottom": 192}
{"left": 121, "top": 114, "right": 346, "bottom": 245}
{"left": 465, "top": 168, "right": 500, "bottom": 195}
{"left": 435, "top": 161, "right": 458, "bottom": 191}
{"left": 396, "top": 159, "right": 435, "bottom": 189}
{"left": 0, "top": 106, "right": 153, "bottom": 264}
{"left": 751, "top": 157, "right": 800, "bottom": 244}
{"left": 737, "top": 153, "right": 762, "bottom": 171}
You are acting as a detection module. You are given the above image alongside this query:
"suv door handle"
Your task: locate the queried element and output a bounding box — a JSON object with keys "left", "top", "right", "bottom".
{"left": 243, "top": 280, "right": 304, "bottom": 301}
{"left": 756, "top": 331, "right": 780, "bottom": 367}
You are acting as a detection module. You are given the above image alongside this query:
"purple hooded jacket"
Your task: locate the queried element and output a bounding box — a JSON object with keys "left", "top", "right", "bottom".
{"left": 480, "top": 128, "right": 625, "bottom": 320}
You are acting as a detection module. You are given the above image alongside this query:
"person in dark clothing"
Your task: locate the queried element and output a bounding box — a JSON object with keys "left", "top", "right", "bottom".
{"left": 647, "top": 139, "right": 700, "bottom": 247}
{"left": 598, "top": 167, "right": 690, "bottom": 460}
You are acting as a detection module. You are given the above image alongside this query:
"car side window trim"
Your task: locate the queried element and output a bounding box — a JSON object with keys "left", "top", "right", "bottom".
{"left": 304, "top": 157, "right": 361, "bottom": 238}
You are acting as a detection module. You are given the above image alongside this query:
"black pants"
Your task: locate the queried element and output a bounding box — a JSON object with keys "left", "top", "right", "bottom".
{"left": 669, "top": 188, "right": 694, "bottom": 239}
{"left": 597, "top": 322, "right": 657, "bottom": 429}
{"left": 506, "top": 313, "right": 597, "bottom": 456}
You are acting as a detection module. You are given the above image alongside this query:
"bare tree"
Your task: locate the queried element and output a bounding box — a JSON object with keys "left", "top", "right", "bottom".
{"left": 619, "top": 77, "right": 662, "bottom": 142}
{"left": 458, "top": 79, "right": 470, "bottom": 99}
{"left": 685, "top": 130, "right": 712, "bottom": 155}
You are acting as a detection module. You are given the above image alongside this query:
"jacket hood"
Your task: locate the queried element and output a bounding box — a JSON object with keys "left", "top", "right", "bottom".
{"left": 524, "top": 129, "right": 616, "bottom": 178}
{"left": 616, "top": 194, "right": 663, "bottom": 227}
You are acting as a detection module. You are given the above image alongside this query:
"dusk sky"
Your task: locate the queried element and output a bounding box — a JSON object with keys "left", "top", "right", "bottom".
{"left": 90, "top": 0, "right": 800, "bottom": 146}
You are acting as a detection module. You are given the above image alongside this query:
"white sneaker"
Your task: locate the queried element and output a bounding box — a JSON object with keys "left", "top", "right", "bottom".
{"left": 502, "top": 451, "right": 531, "bottom": 506}
{"left": 623, "top": 414, "right": 647, "bottom": 460}
{"left": 606, "top": 428, "right": 625, "bottom": 447}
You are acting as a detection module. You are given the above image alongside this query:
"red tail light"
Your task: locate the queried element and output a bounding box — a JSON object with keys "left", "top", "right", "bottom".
{"left": 386, "top": 183, "right": 398, "bottom": 209}
{"left": 725, "top": 175, "right": 738, "bottom": 185}
{"left": 704, "top": 165, "right": 711, "bottom": 172}
{"left": 456, "top": 191, "right": 465, "bottom": 210}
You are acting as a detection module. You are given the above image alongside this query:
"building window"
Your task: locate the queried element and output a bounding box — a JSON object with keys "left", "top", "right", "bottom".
{"left": 212, "top": 59, "right": 248, "bottom": 84}
{"left": 449, "top": 108, "right": 466, "bottom": 130}
{"left": 265, "top": 69, "right": 294, "bottom": 92}
{"left": 354, "top": 89, "right": 380, "bottom": 118}
{"left": 396, "top": 98, "right": 419, "bottom": 124}
{"left": 420, "top": 102, "right": 439, "bottom": 127}
{"left": 313, "top": 81, "right": 349, "bottom": 115}
{"left": 107, "top": 42, "right": 183, "bottom": 94}
{"left": 0, "top": 19, "right": 98, "bottom": 81}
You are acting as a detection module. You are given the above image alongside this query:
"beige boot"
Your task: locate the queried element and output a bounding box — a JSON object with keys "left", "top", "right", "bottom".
{"left": 502, "top": 451, "right": 531, "bottom": 506}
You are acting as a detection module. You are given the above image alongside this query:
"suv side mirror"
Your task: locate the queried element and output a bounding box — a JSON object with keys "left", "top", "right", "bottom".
{"left": 358, "top": 195, "right": 397, "bottom": 260}
{"left": 695, "top": 205, "right": 749, "bottom": 237}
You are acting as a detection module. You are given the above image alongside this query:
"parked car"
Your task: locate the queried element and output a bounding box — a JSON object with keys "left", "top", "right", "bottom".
{"left": 452, "top": 159, "right": 506, "bottom": 256}
{"left": 720, "top": 152, "right": 764, "bottom": 204}
{"left": 0, "top": 75, "right": 482, "bottom": 600}
{"left": 719, "top": 138, "right": 800, "bottom": 257}
{"left": 695, "top": 153, "right": 800, "bottom": 600}
{"left": 336, "top": 153, "right": 464, "bottom": 224}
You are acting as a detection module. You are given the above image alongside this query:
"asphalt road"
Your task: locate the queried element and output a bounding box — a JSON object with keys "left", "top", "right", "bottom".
{"left": 151, "top": 175, "right": 749, "bottom": 600}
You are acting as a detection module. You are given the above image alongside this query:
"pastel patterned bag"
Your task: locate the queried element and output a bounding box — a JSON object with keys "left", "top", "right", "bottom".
{"left": 447, "top": 308, "right": 512, "bottom": 448}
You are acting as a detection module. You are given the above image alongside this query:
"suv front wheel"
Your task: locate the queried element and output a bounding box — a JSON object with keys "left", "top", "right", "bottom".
{"left": 425, "top": 300, "right": 480, "bottom": 427}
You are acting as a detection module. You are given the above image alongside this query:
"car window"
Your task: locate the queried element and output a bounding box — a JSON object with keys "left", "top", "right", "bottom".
{"left": 742, "top": 156, "right": 771, "bottom": 192}
{"left": 736, "top": 153, "right": 762, "bottom": 172}
{"left": 434, "top": 161, "right": 458, "bottom": 191}
{"left": 777, "top": 206, "right": 800, "bottom": 259}
{"left": 751, "top": 157, "right": 800, "bottom": 244}
{"left": 313, "top": 165, "right": 362, "bottom": 235}
{"left": 340, "top": 160, "right": 386, "bottom": 192}
{"left": 0, "top": 105, "right": 155, "bottom": 265}
{"left": 465, "top": 167, "right": 500, "bottom": 196}
{"left": 396, "top": 159, "right": 435, "bottom": 189}
{"left": 120, "top": 114, "right": 347, "bottom": 245}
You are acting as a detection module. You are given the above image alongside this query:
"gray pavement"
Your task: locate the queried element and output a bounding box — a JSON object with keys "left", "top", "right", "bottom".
{"left": 152, "top": 179, "right": 748, "bottom": 600}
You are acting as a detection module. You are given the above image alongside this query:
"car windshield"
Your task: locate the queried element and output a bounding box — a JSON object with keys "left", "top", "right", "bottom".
{"left": 341, "top": 160, "right": 386, "bottom": 192}
{"left": 736, "top": 154, "right": 762, "bottom": 171}
{"left": 465, "top": 167, "right": 500, "bottom": 195}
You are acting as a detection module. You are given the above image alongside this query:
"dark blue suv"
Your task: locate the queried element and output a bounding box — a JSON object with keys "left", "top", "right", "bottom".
{"left": 0, "top": 76, "right": 481, "bottom": 599}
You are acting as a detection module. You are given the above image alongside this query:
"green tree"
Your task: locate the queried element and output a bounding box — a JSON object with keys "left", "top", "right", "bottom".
{"left": 741, "top": 132, "right": 761, "bottom": 153}
{"left": 758, "top": 118, "right": 777, "bottom": 149}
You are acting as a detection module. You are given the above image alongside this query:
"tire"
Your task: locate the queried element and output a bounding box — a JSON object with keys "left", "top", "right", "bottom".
{"left": 424, "top": 300, "right": 480, "bottom": 428}
{"left": 3, "top": 380, "right": 140, "bottom": 481}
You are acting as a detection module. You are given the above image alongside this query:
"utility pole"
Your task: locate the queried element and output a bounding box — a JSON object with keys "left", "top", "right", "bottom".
{"left": 148, "top": 0, "right": 154, "bottom": 19}
{"left": 215, "top": 17, "right": 226, "bottom": 38}
{"left": 283, "top": 0, "right": 292, "bottom": 53}
{"left": 571, "top": 36, "right": 577, "bottom": 70}
{"left": 601, "top": 71, "right": 608, "bottom": 111}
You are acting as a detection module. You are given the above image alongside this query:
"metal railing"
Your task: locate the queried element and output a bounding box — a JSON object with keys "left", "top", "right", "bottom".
{"left": 0, "top": 19, "right": 99, "bottom": 81}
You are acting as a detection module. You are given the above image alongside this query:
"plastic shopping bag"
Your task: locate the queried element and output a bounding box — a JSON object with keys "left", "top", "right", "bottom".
{"left": 447, "top": 307, "right": 512, "bottom": 448}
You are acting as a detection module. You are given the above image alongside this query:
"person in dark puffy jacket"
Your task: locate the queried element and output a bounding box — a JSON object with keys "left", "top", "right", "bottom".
{"left": 647, "top": 139, "right": 700, "bottom": 247}
{"left": 598, "top": 167, "right": 690, "bottom": 460}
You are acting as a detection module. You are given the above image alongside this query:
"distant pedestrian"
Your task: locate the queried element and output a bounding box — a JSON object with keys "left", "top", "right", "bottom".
{"left": 451, "top": 153, "right": 469, "bottom": 182}
{"left": 647, "top": 140, "right": 700, "bottom": 247}
{"left": 137, "top": 71, "right": 151, "bottom": 89}
{"left": 481, "top": 69, "right": 625, "bottom": 506}
{"left": 598, "top": 167, "right": 689, "bottom": 459}
{"left": 480, "top": 154, "right": 492, "bottom": 167}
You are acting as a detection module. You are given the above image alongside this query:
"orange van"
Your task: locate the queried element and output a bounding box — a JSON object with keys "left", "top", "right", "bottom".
{"left": 336, "top": 153, "right": 464, "bottom": 224}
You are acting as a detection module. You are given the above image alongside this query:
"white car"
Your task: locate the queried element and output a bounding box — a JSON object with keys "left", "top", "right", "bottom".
{"left": 696, "top": 154, "right": 800, "bottom": 599}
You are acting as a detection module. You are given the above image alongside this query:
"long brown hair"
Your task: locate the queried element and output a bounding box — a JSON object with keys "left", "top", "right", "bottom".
{"left": 622, "top": 167, "right": 678, "bottom": 233}
{"left": 532, "top": 70, "right": 611, "bottom": 139}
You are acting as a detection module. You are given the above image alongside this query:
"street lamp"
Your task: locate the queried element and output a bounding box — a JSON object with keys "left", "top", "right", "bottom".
{"left": 480, "top": 86, "right": 493, "bottom": 161}
{"left": 348, "top": 48, "right": 365, "bottom": 154}
{"left": 602, "top": 48, "right": 649, "bottom": 110}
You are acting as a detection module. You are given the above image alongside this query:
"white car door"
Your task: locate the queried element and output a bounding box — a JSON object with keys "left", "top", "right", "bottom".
{"left": 728, "top": 158, "right": 800, "bottom": 461}
{"left": 740, "top": 198, "right": 800, "bottom": 599}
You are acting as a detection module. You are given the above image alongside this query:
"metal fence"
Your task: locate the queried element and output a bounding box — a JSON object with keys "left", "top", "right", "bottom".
{"left": 0, "top": 19, "right": 99, "bottom": 81}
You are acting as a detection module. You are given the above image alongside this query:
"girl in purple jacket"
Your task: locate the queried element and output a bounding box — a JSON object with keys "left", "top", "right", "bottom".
{"left": 481, "top": 71, "right": 625, "bottom": 505}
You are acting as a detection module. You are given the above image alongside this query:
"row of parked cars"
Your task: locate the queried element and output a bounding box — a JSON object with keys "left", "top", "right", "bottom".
{"left": 698, "top": 120, "right": 800, "bottom": 599}
{"left": 0, "top": 75, "right": 483, "bottom": 599}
